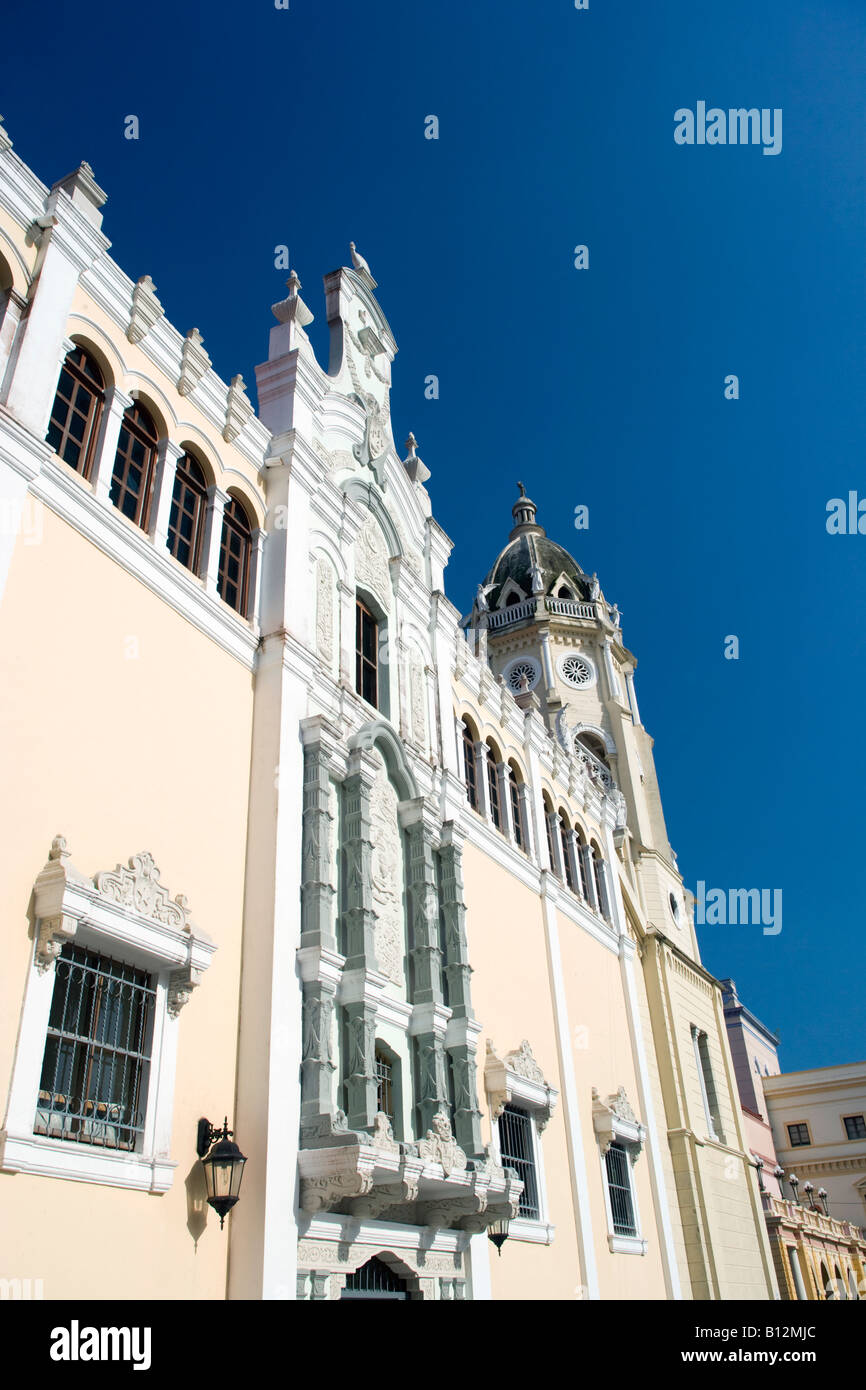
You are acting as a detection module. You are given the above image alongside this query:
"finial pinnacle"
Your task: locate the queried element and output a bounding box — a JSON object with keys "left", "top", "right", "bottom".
{"left": 517, "top": 480, "right": 526, "bottom": 497}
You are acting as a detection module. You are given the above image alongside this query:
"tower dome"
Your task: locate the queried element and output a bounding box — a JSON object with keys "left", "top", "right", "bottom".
{"left": 478, "top": 483, "right": 592, "bottom": 611}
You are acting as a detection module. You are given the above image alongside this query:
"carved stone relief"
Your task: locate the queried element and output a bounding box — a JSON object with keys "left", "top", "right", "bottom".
{"left": 355, "top": 516, "right": 391, "bottom": 606}
{"left": 315, "top": 555, "right": 335, "bottom": 668}
{"left": 369, "top": 752, "right": 404, "bottom": 986}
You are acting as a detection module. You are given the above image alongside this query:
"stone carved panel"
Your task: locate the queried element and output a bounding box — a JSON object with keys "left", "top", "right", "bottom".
{"left": 369, "top": 753, "right": 404, "bottom": 986}
{"left": 315, "top": 556, "right": 335, "bottom": 668}
{"left": 410, "top": 662, "right": 427, "bottom": 749}
{"left": 355, "top": 516, "right": 391, "bottom": 607}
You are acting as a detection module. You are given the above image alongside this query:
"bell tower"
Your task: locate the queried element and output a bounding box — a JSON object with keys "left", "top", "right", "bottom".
{"left": 467, "top": 485, "right": 699, "bottom": 957}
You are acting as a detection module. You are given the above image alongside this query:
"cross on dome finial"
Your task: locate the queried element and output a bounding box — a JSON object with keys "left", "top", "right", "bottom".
{"left": 517, "top": 480, "right": 526, "bottom": 496}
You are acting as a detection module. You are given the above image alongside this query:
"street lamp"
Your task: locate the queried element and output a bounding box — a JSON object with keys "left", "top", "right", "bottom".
{"left": 197, "top": 1117, "right": 247, "bottom": 1229}
{"left": 818, "top": 1187, "right": 830, "bottom": 1217}
{"left": 751, "top": 1153, "right": 766, "bottom": 1192}
{"left": 804, "top": 1181, "right": 816, "bottom": 1210}
{"left": 788, "top": 1172, "right": 800, "bottom": 1203}
{"left": 487, "top": 1217, "right": 511, "bottom": 1256}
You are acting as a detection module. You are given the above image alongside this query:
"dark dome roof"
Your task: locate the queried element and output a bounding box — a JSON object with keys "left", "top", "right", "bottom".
{"left": 481, "top": 486, "right": 590, "bottom": 608}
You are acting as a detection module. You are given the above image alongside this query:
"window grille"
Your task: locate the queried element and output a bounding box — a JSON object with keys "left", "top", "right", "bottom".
{"left": 787, "top": 1122, "right": 811, "bottom": 1147}
{"left": 355, "top": 600, "right": 378, "bottom": 707}
{"left": 218, "top": 494, "right": 252, "bottom": 615}
{"left": 487, "top": 751, "right": 502, "bottom": 831}
{"left": 509, "top": 768, "right": 525, "bottom": 849}
{"left": 375, "top": 1048, "right": 393, "bottom": 1121}
{"left": 843, "top": 1114, "right": 866, "bottom": 1141}
{"left": 46, "top": 346, "right": 104, "bottom": 478}
{"left": 605, "top": 1141, "right": 638, "bottom": 1237}
{"left": 342, "top": 1257, "right": 409, "bottom": 1299}
{"left": 498, "top": 1103, "right": 540, "bottom": 1219}
{"left": 34, "top": 943, "right": 155, "bottom": 1152}
{"left": 110, "top": 402, "right": 158, "bottom": 530}
{"left": 463, "top": 728, "right": 478, "bottom": 810}
{"left": 168, "top": 452, "right": 207, "bottom": 573}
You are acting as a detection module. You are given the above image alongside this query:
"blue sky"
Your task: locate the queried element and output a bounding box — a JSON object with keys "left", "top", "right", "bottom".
{"left": 6, "top": 0, "right": 865, "bottom": 1068}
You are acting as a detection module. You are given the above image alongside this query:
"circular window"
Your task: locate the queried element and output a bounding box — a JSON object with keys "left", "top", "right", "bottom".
{"left": 503, "top": 657, "right": 540, "bottom": 693}
{"left": 558, "top": 652, "right": 594, "bottom": 689}
{"left": 669, "top": 892, "right": 681, "bottom": 925}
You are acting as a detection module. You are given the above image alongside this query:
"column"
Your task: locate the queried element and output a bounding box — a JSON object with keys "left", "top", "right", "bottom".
{"left": 580, "top": 842, "right": 599, "bottom": 911}
{"left": 0, "top": 289, "right": 26, "bottom": 395}
{"left": 248, "top": 527, "right": 265, "bottom": 626}
{"left": 440, "top": 828, "right": 484, "bottom": 1156}
{"left": 517, "top": 782, "right": 533, "bottom": 857}
{"left": 341, "top": 757, "right": 378, "bottom": 1130}
{"left": 538, "top": 625, "right": 556, "bottom": 691}
{"left": 454, "top": 717, "right": 467, "bottom": 785}
{"left": 148, "top": 439, "right": 183, "bottom": 550}
{"left": 91, "top": 386, "right": 133, "bottom": 503}
{"left": 474, "top": 741, "right": 491, "bottom": 821}
{"left": 496, "top": 762, "right": 515, "bottom": 841}
{"left": 300, "top": 984, "right": 337, "bottom": 1123}
{"left": 547, "top": 811, "right": 564, "bottom": 879}
{"left": 300, "top": 742, "right": 337, "bottom": 952}
{"left": 566, "top": 828, "right": 584, "bottom": 898}
{"left": 202, "top": 485, "right": 229, "bottom": 597}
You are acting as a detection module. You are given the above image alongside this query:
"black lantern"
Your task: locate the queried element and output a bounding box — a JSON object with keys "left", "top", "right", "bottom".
{"left": 487, "top": 1217, "right": 511, "bottom": 1256}
{"left": 804, "top": 1181, "right": 816, "bottom": 1209}
{"left": 788, "top": 1172, "right": 800, "bottom": 1203}
{"left": 197, "top": 1117, "right": 247, "bottom": 1229}
{"left": 751, "top": 1153, "right": 765, "bottom": 1192}
{"left": 818, "top": 1187, "right": 830, "bottom": 1216}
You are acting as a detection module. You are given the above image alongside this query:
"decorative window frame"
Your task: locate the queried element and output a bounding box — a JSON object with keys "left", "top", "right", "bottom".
{"left": 592, "top": 1086, "right": 648, "bottom": 1255}
{"left": 557, "top": 650, "right": 596, "bottom": 690}
{"left": 485, "top": 1039, "right": 558, "bottom": 1244}
{"left": 502, "top": 655, "right": 541, "bottom": 694}
{"left": 0, "top": 837, "right": 215, "bottom": 1193}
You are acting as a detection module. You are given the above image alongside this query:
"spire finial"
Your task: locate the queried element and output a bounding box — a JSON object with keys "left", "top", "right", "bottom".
{"left": 517, "top": 480, "right": 526, "bottom": 497}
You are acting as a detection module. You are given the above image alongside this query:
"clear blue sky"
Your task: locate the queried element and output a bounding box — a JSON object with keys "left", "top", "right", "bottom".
{"left": 6, "top": 0, "right": 864, "bottom": 1069}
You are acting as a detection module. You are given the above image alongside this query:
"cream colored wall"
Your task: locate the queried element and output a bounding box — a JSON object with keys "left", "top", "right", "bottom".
{"left": 461, "top": 842, "right": 579, "bottom": 1299}
{"left": 557, "top": 911, "right": 669, "bottom": 1298}
{"left": 0, "top": 507, "right": 253, "bottom": 1299}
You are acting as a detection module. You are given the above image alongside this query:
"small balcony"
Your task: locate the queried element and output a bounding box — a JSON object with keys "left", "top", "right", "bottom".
{"left": 486, "top": 597, "right": 599, "bottom": 631}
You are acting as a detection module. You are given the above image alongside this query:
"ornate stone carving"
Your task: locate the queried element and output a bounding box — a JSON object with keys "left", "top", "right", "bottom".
{"left": 223, "top": 374, "right": 253, "bottom": 444}
{"left": 167, "top": 965, "right": 204, "bottom": 1018}
{"left": 371, "top": 1111, "right": 399, "bottom": 1153}
{"left": 96, "top": 851, "right": 190, "bottom": 930}
{"left": 127, "top": 275, "right": 163, "bottom": 345}
{"left": 369, "top": 755, "right": 404, "bottom": 986}
{"left": 315, "top": 556, "right": 335, "bottom": 667}
{"left": 300, "top": 1166, "right": 375, "bottom": 1215}
{"left": 410, "top": 662, "right": 427, "bottom": 749}
{"left": 177, "top": 327, "right": 212, "bottom": 397}
{"left": 355, "top": 515, "right": 391, "bottom": 605}
{"left": 418, "top": 1112, "right": 467, "bottom": 1177}
{"left": 592, "top": 1085, "right": 645, "bottom": 1156}
{"left": 506, "top": 1040, "right": 545, "bottom": 1084}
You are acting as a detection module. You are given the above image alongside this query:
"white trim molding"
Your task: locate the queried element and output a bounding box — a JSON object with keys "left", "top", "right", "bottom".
{"left": 0, "top": 836, "right": 216, "bottom": 1192}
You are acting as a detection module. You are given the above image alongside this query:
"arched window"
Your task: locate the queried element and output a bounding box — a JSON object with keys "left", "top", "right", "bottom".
{"left": 374, "top": 1045, "right": 394, "bottom": 1123}
{"left": 574, "top": 829, "right": 590, "bottom": 899}
{"left": 218, "top": 494, "right": 252, "bottom": 615}
{"left": 591, "top": 841, "right": 608, "bottom": 917}
{"left": 167, "top": 452, "right": 207, "bottom": 573}
{"left": 46, "top": 345, "right": 105, "bottom": 479}
{"left": 486, "top": 741, "right": 502, "bottom": 831}
{"left": 543, "top": 793, "right": 558, "bottom": 875}
{"left": 559, "top": 811, "right": 575, "bottom": 891}
{"left": 577, "top": 731, "right": 610, "bottom": 768}
{"left": 557, "top": 585, "right": 573, "bottom": 600}
{"left": 462, "top": 721, "right": 478, "bottom": 811}
{"left": 355, "top": 598, "right": 378, "bottom": 707}
{"left": 508, "top": 763, "right": 526, "bottom": 851}
{"left": 110, "top": 402, "right": 159, "bottom": 530}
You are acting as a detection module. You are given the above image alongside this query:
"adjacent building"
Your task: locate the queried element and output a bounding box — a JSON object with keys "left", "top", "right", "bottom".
{"left": 722, "top": 982, "right": 866, "bottom": 1300}
{"left": 0, "top": 121, "right": 779, "bottom": 1300}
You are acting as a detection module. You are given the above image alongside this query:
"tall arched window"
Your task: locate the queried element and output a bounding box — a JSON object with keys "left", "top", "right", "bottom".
{"left": 218, "top": 493, "right": 252, "bottom": 615}
{"left": 486, "top": 741, "right": 502, "bottom": 832}
{"left": 559, "top": 811, "right": 575, "bottom": 890}
{"left": 508, "top": 763, "right": 526, "bottom": 851}
{"left": 543, "top": 793, "right": 558, "bottom": 875}
{"left": 110, "top": 402, "right": 159, "bottom": 529}
{"left": 574, "top": 830, "right": 589, "bottom": 899}
{"left": 355, "top": 599, "right": 379, "bottom": 707}
{"left": 591, "top": 841, "right": 608, "bottom": 917}
{"left": 462, "top": 721, "right": 478, "bottom": 811}
{"left": 167, "top": 452, "right": 207, "bottom": 573}
{"left": 46, "top": 345, "right": 104, "bottom": 479}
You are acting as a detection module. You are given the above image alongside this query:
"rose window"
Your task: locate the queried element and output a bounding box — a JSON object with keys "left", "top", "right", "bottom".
{"left": 559, "top": 654, "right": 593, "bottom": 688}
{"left": 505, "top": 658, "right": 540, "bottom": 693}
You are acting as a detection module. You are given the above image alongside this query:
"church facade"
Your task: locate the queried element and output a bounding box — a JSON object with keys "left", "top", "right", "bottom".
{"left": 0, "top": 122, "right": 778, "bottom": 1300}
